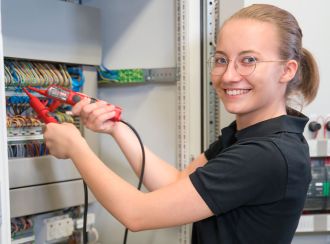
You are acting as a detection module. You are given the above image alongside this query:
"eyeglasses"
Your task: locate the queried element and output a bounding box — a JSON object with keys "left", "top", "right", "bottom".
{"left": 210, "top": 55, "right": 288, "bottom": 77}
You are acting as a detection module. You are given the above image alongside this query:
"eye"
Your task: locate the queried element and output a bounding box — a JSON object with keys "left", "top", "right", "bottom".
{"left": 214, "top": 56, "right": 228, "bottom": 66}
{"left": 240, "top": 56, "right": 257, "bottom": 66}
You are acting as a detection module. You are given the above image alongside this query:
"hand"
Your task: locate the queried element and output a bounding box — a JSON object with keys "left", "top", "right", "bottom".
{"left": 72, "top": 98, "right": 118, "bottom": 135}
{"left": 43, "top": 123, "right": 86, "bottom": 159}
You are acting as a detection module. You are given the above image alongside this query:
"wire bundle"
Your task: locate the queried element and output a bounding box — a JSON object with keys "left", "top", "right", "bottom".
{"left": 54, "top": 111, "right": 75, "bottom": 124}
{"left": 97, "top": 66, "right": 145, "bottom": 84}
{"left": 8, "top": 141, "right": 49, "bottom": 158}
{"left": 6, "top": 96, "right": 44, "bottom": 130}
{"left": 4, "top": 59, "right": 84, "bottom": 160}
{"left": 7, "top": 115, "right": 42, "bottom": 128}
{"left": 5, "top": 60, "right": 72, "bottom": 88}
{"left": 11, "top": 217, "right": 34, "bottom": 239}
{"left": 6, "top": 98, "right": 31, "bottom": 116}
{"left": 6, "top": 96, "right": 77, "bottom": 128}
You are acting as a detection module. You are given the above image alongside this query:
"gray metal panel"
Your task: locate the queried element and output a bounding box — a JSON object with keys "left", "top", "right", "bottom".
{"left": 85, "top": 0, "right": 176, "bottom": 69}
{"left": 202, "top": 0, "right": 220, "bottom": 149}
{"left": 2, "top": 0, "right": 101, "bottom": 65}
{"left": 81, "top": 66, "right": 99, "bottom": 155}
{"left": 144, "top": 68, "right": 178, "bottom": 83}
{"left": 10, "top": 180, "right": 95, "bottom": 218}
{"left": 0, "top": 5, "right": 11, "bottom": 240}
{"left": 9, "top": 156, "right": 81, "bottom": 188}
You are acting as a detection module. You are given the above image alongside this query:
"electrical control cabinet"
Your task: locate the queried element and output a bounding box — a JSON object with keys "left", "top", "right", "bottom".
{"left": 0, "top": 1, "right": 102, "bottom": 243}
{"left": 2, "top": 0, "right": 329, "bottom": 244}
{"left": 0, "top": 0, "right": 205, "bottom": 243}
{"left": 305, "top": 159, "right": 328, "bottom": 210}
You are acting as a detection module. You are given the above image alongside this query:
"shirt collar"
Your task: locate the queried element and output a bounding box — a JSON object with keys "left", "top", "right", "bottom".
{"left": 220, "top": 110, "right": 309, "bottom": 144}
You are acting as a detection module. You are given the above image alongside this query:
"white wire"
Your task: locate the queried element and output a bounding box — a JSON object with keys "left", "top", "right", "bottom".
{"left": 88, "top": 227, "right": 99, "bottom": 244}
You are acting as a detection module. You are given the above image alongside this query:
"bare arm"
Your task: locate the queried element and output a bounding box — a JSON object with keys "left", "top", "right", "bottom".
{"left": 73, "top": 99, "right": 209, "bottom": 191}
{"left": 69, "top": 138, "right": 213, "bottom": 231}
{"left": 112, "top": 121, "right": 209, "bottom": 190}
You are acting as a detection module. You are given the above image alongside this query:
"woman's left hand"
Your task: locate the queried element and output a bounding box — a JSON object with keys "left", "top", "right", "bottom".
{"left": 43, "top": 122, "right": 86, "bottom": 159}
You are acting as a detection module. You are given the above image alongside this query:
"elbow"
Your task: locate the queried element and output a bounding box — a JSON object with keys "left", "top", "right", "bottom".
{"left": 121, "top": 206, "right": 148, "bottom": 232}
{"left": 127, "top": 224, "right": 141, "bottom": 233}
{"left": 125, "top": 218, "right": 146, "bottom": 232}
{"left": 112, "top": 192, "right": 151, "bottom": 232}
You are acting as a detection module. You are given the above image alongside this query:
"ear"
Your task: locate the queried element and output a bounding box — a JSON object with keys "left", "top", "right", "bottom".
{"left": 279, "top": 60, "right": 299, "bottom": 83}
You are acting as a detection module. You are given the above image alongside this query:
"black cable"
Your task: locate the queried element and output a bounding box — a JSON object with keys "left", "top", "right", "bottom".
{"left": 120, "top": 119, "right": 146, "bottom": 244}
{"left": 83, "top": 181, "right": 88, "bottom": 244}
{"left": 81, "top": 119, "right": 145, "bottom": 244}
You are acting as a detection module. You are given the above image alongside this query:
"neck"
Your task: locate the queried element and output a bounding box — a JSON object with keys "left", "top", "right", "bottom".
{"left": 236, "top": 104, "right": 287, "bottom": 130}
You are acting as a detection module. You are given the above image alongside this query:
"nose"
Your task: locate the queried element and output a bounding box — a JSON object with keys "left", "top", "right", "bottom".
{"left": 221, "top": 60, "right": 242, "bottom": 83}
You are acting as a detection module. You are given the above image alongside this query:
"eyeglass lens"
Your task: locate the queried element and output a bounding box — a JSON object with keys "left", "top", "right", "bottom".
{"left": 210, "top": 55, "right": 257, "bottom": 76}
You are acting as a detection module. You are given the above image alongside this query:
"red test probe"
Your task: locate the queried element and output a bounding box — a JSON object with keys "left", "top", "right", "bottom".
{"left": 22, "top": 87, "right": 58, "bottom": 124}
{"left": 27, "top": 85, "right": 122, "bottom": 122}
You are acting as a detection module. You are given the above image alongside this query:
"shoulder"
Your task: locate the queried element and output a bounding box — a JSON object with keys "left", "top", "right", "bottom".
{"left": 219, "top": 138, "right": 287, "bottom": 173}
{"left": 190, "top": 138, "right": 288, "bottom": 213}
{"left": 195, "top": 138, "right": 288, "bottom": 189}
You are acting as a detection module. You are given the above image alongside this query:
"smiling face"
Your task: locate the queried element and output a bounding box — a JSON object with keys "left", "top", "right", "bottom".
{"left": 213, "top": 18, "right": 294, "bottom": 129}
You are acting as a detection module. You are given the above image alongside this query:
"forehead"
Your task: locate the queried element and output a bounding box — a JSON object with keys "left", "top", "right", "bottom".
{"left": 217, "top": 18, "right": 280, "bottom": 56}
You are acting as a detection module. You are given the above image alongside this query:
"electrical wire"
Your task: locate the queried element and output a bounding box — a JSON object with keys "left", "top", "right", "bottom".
{"left": 120, "top": 120, "right": 146, "bottom": 244}
{"left": 81, "top": 119, "right": 145, "bottom": 244}
{"left": 83, "top": 181, "right": 88, "bottom": 244}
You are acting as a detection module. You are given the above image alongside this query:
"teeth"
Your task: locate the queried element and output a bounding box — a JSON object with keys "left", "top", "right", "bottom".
{"left": 225, "top": 89, "right": 250, "bottom": 96}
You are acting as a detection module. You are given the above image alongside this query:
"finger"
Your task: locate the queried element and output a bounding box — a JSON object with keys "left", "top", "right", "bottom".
{"left": 72, "top": 98, "right": 91, "bottom": 115}
{"left": 95, "top": 100, "right": 108, "bottom": 106}
{"left": 91, "top": 111, "right": 117, "bottom": 129}
{"left": 80, "top": 101, "right": 106, "bottom": 118}
{"left": 88, "top": 104, "right": 113, "bottom": 120}
{"left": 87, "top": 106, "right": 116, "bottom": 126}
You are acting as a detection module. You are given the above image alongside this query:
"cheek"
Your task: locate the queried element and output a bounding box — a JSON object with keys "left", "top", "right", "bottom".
{"left": 211, "top": 75, "right": 221, "bottom": 89}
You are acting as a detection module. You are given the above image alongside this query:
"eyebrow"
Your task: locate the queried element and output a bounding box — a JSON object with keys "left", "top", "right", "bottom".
{"left": 215, "top": 50, "right": 262, "bottom": 56}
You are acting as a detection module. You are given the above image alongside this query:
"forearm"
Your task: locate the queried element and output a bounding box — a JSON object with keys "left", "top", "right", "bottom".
{"left": 112, "top": 121, "right": 180, "bottom": 191}
{"left": 70, "top": 142, "right": 213, "bottom": 232}
{"left": 70, "top": 141, "right": 145, "bottom": 230}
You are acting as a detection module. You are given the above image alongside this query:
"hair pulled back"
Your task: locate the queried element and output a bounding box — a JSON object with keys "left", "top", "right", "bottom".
{"left": 224, "top": 4, "right": 319, "bottom": 105}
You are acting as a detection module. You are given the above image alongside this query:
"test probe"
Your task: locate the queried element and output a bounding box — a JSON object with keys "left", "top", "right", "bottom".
{"left": 26, "top": 85, "right": 122, "bottom": 122}
{"left": 23, "top": 85, "right": 145, "bottom": 244}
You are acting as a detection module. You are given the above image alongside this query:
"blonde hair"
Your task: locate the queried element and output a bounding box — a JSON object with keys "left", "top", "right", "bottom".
{"left": 223, "top": 4, "right": 319, "bottom": 106}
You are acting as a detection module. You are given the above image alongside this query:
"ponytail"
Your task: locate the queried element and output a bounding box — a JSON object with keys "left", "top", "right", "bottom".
{"left": 297, "top": 48, "right": 319, "bottom": 104}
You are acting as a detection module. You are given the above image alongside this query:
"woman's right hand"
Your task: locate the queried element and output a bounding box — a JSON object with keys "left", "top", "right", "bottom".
{"left": 72, "top": 98, "right": 119, "bottom": 135}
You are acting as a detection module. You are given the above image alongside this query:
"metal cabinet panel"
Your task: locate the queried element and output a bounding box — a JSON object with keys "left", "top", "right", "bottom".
{"left": 9, "top": 156, "right": 81, "bottom": 188}
{"left": 10, "top": 180, "right": 95, "bottom": 218}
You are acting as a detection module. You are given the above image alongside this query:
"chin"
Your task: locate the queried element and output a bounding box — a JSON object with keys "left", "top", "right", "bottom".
{"left": 223, "top": 103, "right": 246, "bottom": 115}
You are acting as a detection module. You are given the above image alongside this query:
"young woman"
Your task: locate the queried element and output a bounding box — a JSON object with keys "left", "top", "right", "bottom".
{"left": 43, "top": 4, "right": 319, "bottom": 244}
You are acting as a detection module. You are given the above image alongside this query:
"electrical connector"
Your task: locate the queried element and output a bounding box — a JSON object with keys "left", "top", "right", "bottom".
{"left": 44, "top": 215, "right": 74, "bottom": 241}
{"left": 309, "top": 121, "right": 322, "bottom": 132}
{"left": 326, "top": 121, "right": 330, "bottom": 131}
{"left": 75, "top": 213, "right": 95, "bottom": 230}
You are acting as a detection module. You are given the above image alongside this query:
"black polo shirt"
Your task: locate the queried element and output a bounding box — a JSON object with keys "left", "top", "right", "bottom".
{"left": 189, "top": 112, "right": 311, "bottom": 244}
